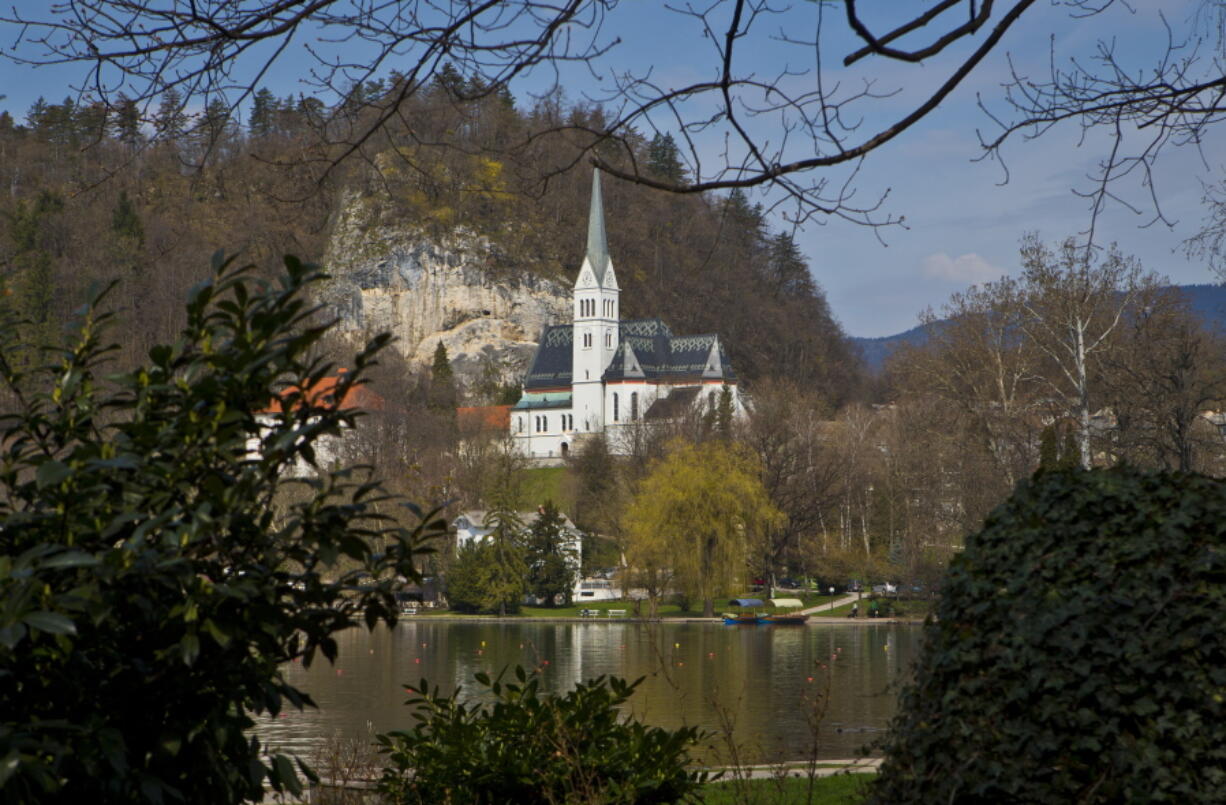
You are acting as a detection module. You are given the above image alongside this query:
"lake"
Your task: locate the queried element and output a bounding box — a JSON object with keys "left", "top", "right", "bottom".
{"left": 254, "top": 620, "right": 920, "bottom": 765}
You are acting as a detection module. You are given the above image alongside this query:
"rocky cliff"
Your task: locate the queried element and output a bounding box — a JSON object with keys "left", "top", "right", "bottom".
{"left": 320, "top": 193, "right": 570, "bottom": 390}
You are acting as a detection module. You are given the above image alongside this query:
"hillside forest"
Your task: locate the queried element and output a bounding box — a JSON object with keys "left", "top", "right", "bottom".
{"left": 3, "top": 71, "right": 1226, "bottom": 592}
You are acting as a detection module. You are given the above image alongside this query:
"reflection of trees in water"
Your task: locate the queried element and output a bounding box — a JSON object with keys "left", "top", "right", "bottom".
{"left": 254, "top": 622, "right": 919, "bottom": 764}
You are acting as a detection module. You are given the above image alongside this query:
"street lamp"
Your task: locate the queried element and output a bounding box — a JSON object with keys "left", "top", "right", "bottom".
{"left": 829, "top": 586, "right": 835, "bottom": 612}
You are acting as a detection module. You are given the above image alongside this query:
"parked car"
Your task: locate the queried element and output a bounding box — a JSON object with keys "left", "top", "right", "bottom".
{"left": 847, "top": 580, "right": 863, "bottom": 593}
{"left": 871, "top": 582, "right": 898, "bottom": 595}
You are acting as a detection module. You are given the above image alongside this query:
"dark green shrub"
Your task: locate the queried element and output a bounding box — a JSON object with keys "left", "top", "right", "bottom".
{"left": 870, "top": 467, "right": 1226, "bottom": 803}
{"left": 0, "top": 255, "right": 444, "bottom": 803}
{"left": 377, "top": 667, "right": 709, "bottom": 804}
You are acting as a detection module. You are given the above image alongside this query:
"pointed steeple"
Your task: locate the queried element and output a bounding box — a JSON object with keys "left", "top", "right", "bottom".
{"left": 586, "top": 168, "right": 610, "bottom": 284}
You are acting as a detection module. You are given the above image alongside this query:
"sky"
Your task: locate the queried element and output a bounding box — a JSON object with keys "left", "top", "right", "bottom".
{"left": 1, "top": 1, "right": 1222, "bottom": 337}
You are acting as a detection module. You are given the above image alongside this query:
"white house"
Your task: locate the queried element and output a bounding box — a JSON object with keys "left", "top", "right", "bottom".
{"left": 451, "top": 509, "right": 619, "bottom": 602}
{"left": 510, "top": 170, "right": 742, "bottom": 461}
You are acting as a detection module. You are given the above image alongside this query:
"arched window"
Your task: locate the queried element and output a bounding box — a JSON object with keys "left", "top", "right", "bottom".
{"left": 542, "top": 415, "right": 548, "bottom": 432}
{"left": 631, "top": 392, "right": 639, "bottom": 421}
{"left": 605, "top": 331, "right": 611, "bottom": 348}
{"left": 612, "top": 393, "right": 619, "bottom": 422}
{"left": 517, "top": 417, "right": 524, "bottom": 433}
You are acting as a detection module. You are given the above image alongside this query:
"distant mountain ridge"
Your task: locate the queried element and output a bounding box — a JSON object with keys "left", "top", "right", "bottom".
{"left": 852, "top": 283, "right": 1226, "bottom": 373}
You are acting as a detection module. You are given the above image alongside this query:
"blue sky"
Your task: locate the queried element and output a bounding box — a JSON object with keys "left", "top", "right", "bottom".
{"left": 1, "top": 1, "right": 1221, "bottom": 337}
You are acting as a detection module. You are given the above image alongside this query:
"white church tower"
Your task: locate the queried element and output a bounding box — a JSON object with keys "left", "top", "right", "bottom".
{"left": 571, "top": 169, "right": 620, "bottom": 433}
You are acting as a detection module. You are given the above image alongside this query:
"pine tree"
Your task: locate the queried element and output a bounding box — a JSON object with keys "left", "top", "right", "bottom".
{"left": 111, "top": 190, "right": 144, "bottom": 246}
{"left": 715, "top": 385, "right": 735, "bottom": 441}
{"left": 524, "top": 502, "right": 578, "bottom": 607}
{"left": 1038, "top": 425, "right": 1059, "bottom": 471}
{"left": 481, "top": 496, "right": 528, "bottom": 616}
{"left": 429, "top": 342, "right": 457, "bottom": 411}
{"left": 111, "top": 94, "right": 143, "bottom": 151}
{"left": 154, "top": 88, "right": 188, "bottom": 142}
{"left": 646, "top": 132, "right": 686, "bottom": 183}
{"left": 249, "top": 88, "right": 277, "bottom": 139}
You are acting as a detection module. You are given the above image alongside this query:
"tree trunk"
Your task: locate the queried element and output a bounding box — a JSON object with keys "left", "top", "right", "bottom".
{"left": 703, "top": 597, "right": 714, "bottom": 618}
{"left": 1075, "top": 321, "right": 1092, "bottom": 470}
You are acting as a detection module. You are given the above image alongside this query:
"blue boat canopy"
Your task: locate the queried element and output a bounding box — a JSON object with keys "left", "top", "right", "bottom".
{"left": 729, "top": 598, "right": 765, "bottom": 607}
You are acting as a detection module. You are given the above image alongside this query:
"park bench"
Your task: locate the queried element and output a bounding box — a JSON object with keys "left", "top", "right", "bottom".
{"left": 579, "top": 609, "right": 599, "bottom": 618}
{"left": 606, "top": 609, "right": 627, "bottom": 618}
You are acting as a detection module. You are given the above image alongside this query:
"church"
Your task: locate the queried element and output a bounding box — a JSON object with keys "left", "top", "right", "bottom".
{"left": 511, "top": 170, "right": 741, "bottom": 460}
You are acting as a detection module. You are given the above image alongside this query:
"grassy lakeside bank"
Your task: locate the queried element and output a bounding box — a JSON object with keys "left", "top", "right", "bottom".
{"left": 409, "top": 595, "right": 833, "bottom": 619}
{"left": 699, "top": 773, "right": 873, "bottom": 804}
{"left": 408, "top": 596, "right": 931, "bottom": 620}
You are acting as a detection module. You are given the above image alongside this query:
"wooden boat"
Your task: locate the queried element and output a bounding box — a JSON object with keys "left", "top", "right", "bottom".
{"left": 757, "top": 613, "right": 810, "bottom": 625}
{"left": 722, "top": 612, "right": 760, "bottom": 625}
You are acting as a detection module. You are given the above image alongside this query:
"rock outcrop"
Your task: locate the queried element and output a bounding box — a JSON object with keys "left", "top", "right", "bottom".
{"left": 320, "top": 193, "right": 569, "bottom": 390}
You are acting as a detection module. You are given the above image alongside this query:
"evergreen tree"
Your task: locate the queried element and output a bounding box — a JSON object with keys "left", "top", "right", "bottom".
{"left": 1059, "top": 429, "right": 1081, "bottom": 470}
{"left": 111, "top": 93, "right": 143, "bottom": 151}
{"left": 428, "top": 342, "right": 457, "bottom": 411}
{"left": 715, "top": 384, "right": 735, "bottom": 441}
{"left": 766, "top": 232, "right": 816, "bottom": 298}
{"left": 524, "top": 502, "right": 578, "bottom": 607}
{"left": 111, "top": 190, "right": 144, "bottom": 246}
{"left": 646, "top": 132, "right": 686, "bottom": 183}
{"left": 1038, "top": 425, "right": 1059, "bottom": 471}
{"left": 480, "top": 497, "right": 528, "bottom": 616}
{"left": 249, "top": 88, "right": 278, "bottom": 139}
{"left": 433, "top": 63, "right": 466, "bottom": 99}
{"left": 154, "top": 88, "right": 188, "bottom": 142}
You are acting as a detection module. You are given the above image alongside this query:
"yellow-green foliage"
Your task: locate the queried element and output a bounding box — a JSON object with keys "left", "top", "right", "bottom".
{"left": 623, "top": 440, "right": 783, "bottom": 614}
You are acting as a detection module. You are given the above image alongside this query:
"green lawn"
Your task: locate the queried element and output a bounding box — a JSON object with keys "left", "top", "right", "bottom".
{"left": 818, "top": 598, "right": 933, "bottom": 620}
{"left": 520, "top": 593, "right": 831, "bottom": 619}
{"left": 521, "top": 466, "right": 568, "bottom": 508}
{"left": 698, "top": 773, "right": 872, "bottom": 804}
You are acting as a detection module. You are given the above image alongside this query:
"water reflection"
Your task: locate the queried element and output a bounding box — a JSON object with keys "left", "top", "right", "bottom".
{"left": 255, "top": 621, "right": 919, "bottom": 764}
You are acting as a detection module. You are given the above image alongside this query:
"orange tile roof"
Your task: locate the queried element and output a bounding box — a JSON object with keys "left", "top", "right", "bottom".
{"left": 456, "top": 405, "right": 512, "bottom": 433}
{"left": 259, "top": 371, "right": 386, "bottom": 414}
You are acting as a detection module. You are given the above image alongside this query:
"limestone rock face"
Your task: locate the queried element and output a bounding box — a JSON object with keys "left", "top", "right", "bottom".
{"left": 321, "top": 194, "right": 569, "bottom": 390}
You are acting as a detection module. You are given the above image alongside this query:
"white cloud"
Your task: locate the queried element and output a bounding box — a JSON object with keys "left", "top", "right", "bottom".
{"left": 921, "top": 252, "right": 1007, "bottom": 284}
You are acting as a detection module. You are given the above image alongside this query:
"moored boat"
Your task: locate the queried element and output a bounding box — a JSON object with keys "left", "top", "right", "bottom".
{"left": 722, "top": 612, "right": 760, "bottom": 625}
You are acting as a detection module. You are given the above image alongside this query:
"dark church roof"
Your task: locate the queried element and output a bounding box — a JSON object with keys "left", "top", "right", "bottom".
{"left": 523, "top": 325, "right": 574, "bottom": 390}
{"left": 521, "top": 318, "right": 737, "bottom": 391}
{"left": 644, "top": 386, "right": 702, "bottom": 420}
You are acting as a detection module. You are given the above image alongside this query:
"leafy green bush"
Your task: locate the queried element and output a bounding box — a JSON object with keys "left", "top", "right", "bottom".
{"left": 870, "top": 467, "right": 1226, "bottom": 803}
{"left": 0, "top": 255, "right": 445, "bottom": 803}
{"left": 377, "top": 667, "right": 709, "bottom": 804}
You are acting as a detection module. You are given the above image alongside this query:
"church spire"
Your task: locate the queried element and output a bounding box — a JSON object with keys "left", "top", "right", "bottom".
{"left": 586, "top": 168, "right": 610, "bottom": 284}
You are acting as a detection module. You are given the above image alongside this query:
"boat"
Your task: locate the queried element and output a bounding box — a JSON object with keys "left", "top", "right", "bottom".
{"left": 722, "top": 612, "right": 760, "bottom": 625}
{"left": 757, "top": 613, "right": 810, "bottom": 625}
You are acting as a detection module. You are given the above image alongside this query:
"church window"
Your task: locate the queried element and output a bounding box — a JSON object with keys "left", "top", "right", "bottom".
{"left": 708, "top": 391, "right": 716, "bottom": 411}
{"left": 583, "top": 332, "right": 592, "bottom": 349}
{"left": 605, "top": 331, "right": 611, "bottom": 348}
{"left": 542, "top": 415, "right": 548, "bottom": 431}
{"left": 631, "top": 392, "right": 639, "bottom": 421}
{"left": 613, "top": 393, "right": 619, "bottom": 422}
{"left": 517, "top": 417, "right": 524, "bottom": 433}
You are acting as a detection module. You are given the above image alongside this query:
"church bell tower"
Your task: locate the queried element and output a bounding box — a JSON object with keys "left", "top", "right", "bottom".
{"left": 572, "top": 170, "right": 620, "bottom": 432}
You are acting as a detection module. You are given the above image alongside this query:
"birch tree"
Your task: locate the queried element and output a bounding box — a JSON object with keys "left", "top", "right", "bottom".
{"left": 897, "top": 279, "right": 1042, "bottom": 487}
{"left": 1016, "top": 235, "right": 1158, "bottom": 470}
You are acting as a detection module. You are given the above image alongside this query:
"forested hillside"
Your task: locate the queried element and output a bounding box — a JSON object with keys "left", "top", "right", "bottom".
{"left": 0, "top": 72, "right": 862, "bottom": 400}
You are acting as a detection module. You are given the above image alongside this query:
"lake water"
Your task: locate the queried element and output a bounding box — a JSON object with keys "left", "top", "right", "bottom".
{"left": 254, "top": 620, "right": 920, "bottom": 765}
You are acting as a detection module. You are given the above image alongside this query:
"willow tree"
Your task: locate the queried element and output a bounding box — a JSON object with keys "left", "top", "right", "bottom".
{"left": 623, "top": 440, "right": 782, "bottom": 618}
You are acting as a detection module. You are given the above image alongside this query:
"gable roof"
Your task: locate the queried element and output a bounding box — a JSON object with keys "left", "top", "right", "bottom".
{"left": 259, "top": 371, "right": 385, "bottom": 414}
{"left": 603, "top": 326, "right": 737, "bottom": 383}
{"left": 522, "top": 318, "right": 737, "bottom": 390}
{"left": 523, "top": 325, "right": 574, "bottom": 390}
{"left": 457, "top": 405, "right": 512, "bottom": 433}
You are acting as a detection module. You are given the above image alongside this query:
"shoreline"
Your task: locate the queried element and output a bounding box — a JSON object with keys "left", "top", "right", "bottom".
{"left": 393, "top": 614, "right": 924, "bottom": 625}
